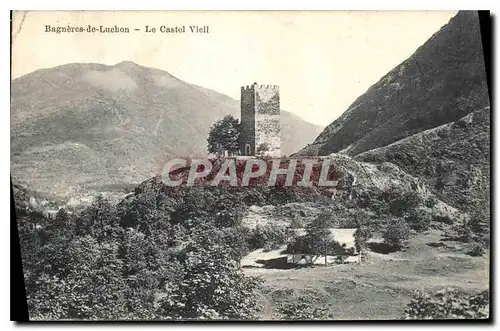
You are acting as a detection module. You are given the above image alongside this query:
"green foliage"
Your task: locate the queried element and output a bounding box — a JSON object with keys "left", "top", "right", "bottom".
{"left": 387, "top": 189, "right": 422, "bottom": 217}
{"left": 28, "top": 236, "right": 128, "bottom": 320}
{"left": 405, "top": 209, "right": 431, "bottom": 232}
{"left": 155, "top": 226, "right": 263, "bottom": 320}
{"left": 286, "top": 212, "right": 348, "bottom": 265}
{"left": 75, "top": 195, "right": 122, "bottom": 242}
{"left": 465, "top": 242, "right": 485, "bottom": 257}
{"left": 207, "top": 115, "right": 240, "bottom": 156}
{"left": 354, "top": 226, "right": 371, "bottom": 253}
{"left": 22, "top": 188, "right": 263, "bottom": 321}
{"left": 451, "top": 197, "right": 489, "bottom": 248}
{"left": 249, "top": 224, "right": 289, "bottom": 251}
{"left": 275, "top": 295, "right": 334, "bottom": 320}
{"left": 404, "top": 289, "right": 489, "bottom": 320}
{"left": 383, "top": 218, "right": 410, "bottom": 251}
{"left": 302, "top": 212, "right": 344, "bottom": 257}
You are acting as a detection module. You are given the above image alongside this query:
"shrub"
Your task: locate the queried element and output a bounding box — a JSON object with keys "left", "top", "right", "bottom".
{"left": 405, "top": 209, "right": 431, "bottom": 232}
{"left": 386, "top": 188, "right": 422, "bottom": 217}
{"left": 354, "top": 227, "right": 372, "bottom": 253}
{"left": 465, "top": 242, "right": 485, "bottom": 257}
{"left": 249, "top": 224, "right": 289, "bottom": 251}
{"left": 433, "top": 214, "right": 454, "bottom": 225}
{"left": 275, "top": 295, "right": 334, "bottom": 320}
{"left": 404, "top": 288, "right": 489, "bottom": 320}
{"left": 383, "top": 218, "right": 410, "bottom": 251}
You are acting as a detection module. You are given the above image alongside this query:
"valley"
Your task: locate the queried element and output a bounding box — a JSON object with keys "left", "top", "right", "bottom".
{"left": 11, "top": 10, "right": 491, "bottom": 321}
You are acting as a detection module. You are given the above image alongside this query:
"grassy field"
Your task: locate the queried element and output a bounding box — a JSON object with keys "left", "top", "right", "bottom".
{"left": 242, "top": 230, "right": 489, "bottom": 320}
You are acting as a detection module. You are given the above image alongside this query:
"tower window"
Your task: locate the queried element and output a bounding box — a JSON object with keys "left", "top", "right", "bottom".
{"left": 245, "top": 144, "right": 251, "bottom": 156}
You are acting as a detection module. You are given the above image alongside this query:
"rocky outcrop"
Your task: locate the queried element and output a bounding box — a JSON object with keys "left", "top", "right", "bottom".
{"left": 356, "top": 107, "right": 490, "bottom": 212}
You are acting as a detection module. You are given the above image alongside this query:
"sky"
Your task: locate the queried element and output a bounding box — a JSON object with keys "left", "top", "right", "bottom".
{"left": 11, "top": 10, "right": 458, "bottom": 126}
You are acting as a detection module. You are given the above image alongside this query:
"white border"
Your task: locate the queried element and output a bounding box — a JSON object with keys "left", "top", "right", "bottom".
{"left": 5, "top": 0, "right": 499, "bottom": 10}
{"left": 3, "top": 1, "right": 498, "bottom": 331}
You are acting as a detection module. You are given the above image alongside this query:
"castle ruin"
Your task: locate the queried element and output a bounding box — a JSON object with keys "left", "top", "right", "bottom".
{"left": 239, "top": 82, "right": 281, "bottom": 157}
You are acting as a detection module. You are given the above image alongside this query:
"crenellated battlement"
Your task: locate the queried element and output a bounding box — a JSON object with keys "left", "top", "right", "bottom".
{"left": 241, "top": 85, "right": 255, "bottom": 91}
{"left": 241, "top": 83, "right": 279, "bottom": 91}
{"left": 257, "top": 84, "right": 279, "bottom": 90}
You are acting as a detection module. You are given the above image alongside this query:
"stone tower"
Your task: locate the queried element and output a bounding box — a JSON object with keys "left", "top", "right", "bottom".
{"left": 240, "top": 83, "right": 281, "bottom": 157}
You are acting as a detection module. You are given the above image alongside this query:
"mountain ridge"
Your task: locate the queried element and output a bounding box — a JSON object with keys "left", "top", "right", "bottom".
{"left": 296, "top": 11, "right": 489, "bottom": 157}
{"left": 11, "top": 61, "right": 323, "bottom": 197}
{"left": 295, "top": 11, "right": 490, "bottom": 212}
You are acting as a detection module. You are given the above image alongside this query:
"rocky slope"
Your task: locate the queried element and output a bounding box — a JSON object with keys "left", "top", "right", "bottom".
{"left": 127, "top": 151, "right": 465, "bottom": 229}
{"left": 356, "top": 107, "right": 490, "bottom": 212}
{"left": 297, "top": 11, "right": 489, "bottom": 157}
{"left": 11, "top": 62, "right": 323, "bottom": 197}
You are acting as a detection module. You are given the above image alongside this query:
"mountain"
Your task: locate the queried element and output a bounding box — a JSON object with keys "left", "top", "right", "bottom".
{"left": 295, "top": 11, "right": 490, "bottom": 211}
{"left": 356, "top": 107, "right": 490, "bottom": 213}
{"left": 297, "top": 11, "right": 489, "bottom": 157}
{"left": 11, "top": 62, "right": 323, "bottom": 196}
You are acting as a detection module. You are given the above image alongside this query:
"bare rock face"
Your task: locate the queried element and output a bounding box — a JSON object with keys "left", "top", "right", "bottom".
{"left": 297, "top": 11, "right": 489, "bottom": 157}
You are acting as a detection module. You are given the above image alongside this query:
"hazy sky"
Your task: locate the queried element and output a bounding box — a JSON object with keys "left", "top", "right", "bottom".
{"left": 12, "top": 10, "right": 457, "bottom": 126}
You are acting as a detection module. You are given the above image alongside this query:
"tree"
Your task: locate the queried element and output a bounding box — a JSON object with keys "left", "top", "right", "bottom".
{"left": 249, "top": 224, "right": 289, "bottom": 251}
{"left": 119, "top": 229, "right": 182, "bottom": 319}
{"left": 451, "top": 193, "right": 489, "bottom": 247}
{"left": 466, "top": 194, "right": 490, "bottom": 246}
{"left": 383, "top": 218, "right": 410, "bottom": 251}
{"left": 286, "top": 212, "right": 345, "bottom": 266}
{"left": 75, "top": 195, "right": 122, "bottom": 242}
{"left": 207, "top": 115, "right": 240, "bottom": 156}
{"left": 405, "top": 208, "right": 431, "bottom": 232}
{"left": 22, "top": 187, "right": 266, "bottom": 321}
{"left": 386, "top": 188, "right": 422, "bottom": 217}
{"left": 27, "top": 236, "right": 128, "bottom": 320}
{"left": 354, "top": 226, "right": 372, "bottom": 254}
{"left": 42, "top": 208, "right": 74, "bottom": 243}
{"left": 306, "top": 212, "right": 347, "bottom": 264}
{"left": 222, "top": 226, "right": 251, "bottom": 268}
{"left": 155, "top": 225, "right": 262, "bottom": 320}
